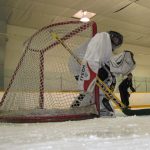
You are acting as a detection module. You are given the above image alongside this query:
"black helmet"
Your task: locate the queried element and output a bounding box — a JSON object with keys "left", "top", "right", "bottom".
{"left": 108, "top": 31, "right": 123, "bottom": 50}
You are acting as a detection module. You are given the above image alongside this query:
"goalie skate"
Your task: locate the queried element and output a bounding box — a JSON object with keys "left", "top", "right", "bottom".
{"left": 100, "top": 108, "right": 115, "bottom": 117}
{"left": 71, "top": 92, "right": 94, "bottom": 108}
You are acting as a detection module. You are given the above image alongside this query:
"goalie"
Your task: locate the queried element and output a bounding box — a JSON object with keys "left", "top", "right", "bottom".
{"left": 69, "top": 31, "right": 123, "bottom": 111}
{"left": 69, "top": 31, "right": 136, "bottom": 117}
{"left": 71, "top": 50, "right": 136, "bottom": 115}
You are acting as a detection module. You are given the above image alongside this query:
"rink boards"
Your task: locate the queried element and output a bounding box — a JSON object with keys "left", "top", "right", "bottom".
{"left": 0, "top": 91, "right": 150, "bottom": 119}
{"left": 0, "top": 92, "right": 150, "bottom": 109}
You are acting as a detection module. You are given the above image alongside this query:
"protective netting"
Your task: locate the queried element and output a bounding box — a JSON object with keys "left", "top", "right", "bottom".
{"left": 0, "top": 21, "right": 98, "bottom": 122}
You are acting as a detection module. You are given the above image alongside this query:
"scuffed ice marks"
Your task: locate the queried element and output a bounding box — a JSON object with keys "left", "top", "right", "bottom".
{"left": 0, "top": 116, "right": 150, "bottom": 150}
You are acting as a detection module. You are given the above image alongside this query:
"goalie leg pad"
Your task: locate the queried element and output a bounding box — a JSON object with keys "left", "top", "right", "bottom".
{"left": 102, "top": 98, "right": 114, "bottom": 112}
{"left": 71, "top": 92, "right": 94, "bottom": 108}
{"left": 99, "top": 95, "right": 116, "bottom": 117}
{"left": 78, "top": 60, "right": 99, "bottom": 92}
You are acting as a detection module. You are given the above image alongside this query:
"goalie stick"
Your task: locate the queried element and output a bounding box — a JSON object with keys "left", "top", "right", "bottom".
{"left": 50, "top": 31, "right": 81, "bottom": 65}
{"left": 96, "top": 77, "right": 125, "bottom": 110}
{"left": 50, "top": 30, "right": 125, "bottom": 110}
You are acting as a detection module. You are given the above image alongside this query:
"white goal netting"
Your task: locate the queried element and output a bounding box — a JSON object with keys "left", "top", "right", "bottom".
{"left": 0, "top": 21, "right": 99, "bottom": 122}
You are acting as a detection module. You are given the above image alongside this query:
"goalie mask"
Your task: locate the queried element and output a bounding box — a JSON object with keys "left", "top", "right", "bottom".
{"left": 109, "top": 50, "right": 136, "bottom": 76}
{"left": 108, "top": 31, "right": 123, "bottom": 51}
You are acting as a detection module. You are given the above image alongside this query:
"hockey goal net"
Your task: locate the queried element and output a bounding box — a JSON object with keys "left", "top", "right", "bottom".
{"left": 0, "top": 21, "right": 99, "bottom": 123}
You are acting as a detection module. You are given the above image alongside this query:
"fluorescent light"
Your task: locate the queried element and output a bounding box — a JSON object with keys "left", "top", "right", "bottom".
{"left": 73, "top": 10, "right": 96, "bottom": 22}
{"left": 80, "top": 11, "right": 90, "bottom": 22}
{"left": 80, "top": 16, "right": 90, "bottom": 22}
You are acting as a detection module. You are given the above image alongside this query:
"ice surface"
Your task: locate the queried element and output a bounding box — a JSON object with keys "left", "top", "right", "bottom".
{"left": 0, "top": 115, "right": 150, "bottom": 150}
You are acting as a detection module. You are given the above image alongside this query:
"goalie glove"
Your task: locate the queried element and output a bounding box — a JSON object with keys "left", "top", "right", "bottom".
{"left": 110, "top": 51, "right": 136, "bottom": 76}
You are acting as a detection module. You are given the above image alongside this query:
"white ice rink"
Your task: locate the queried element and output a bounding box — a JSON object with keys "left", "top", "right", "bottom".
{"left": 0, "top": 115, "right": 150, "bottom": 150}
